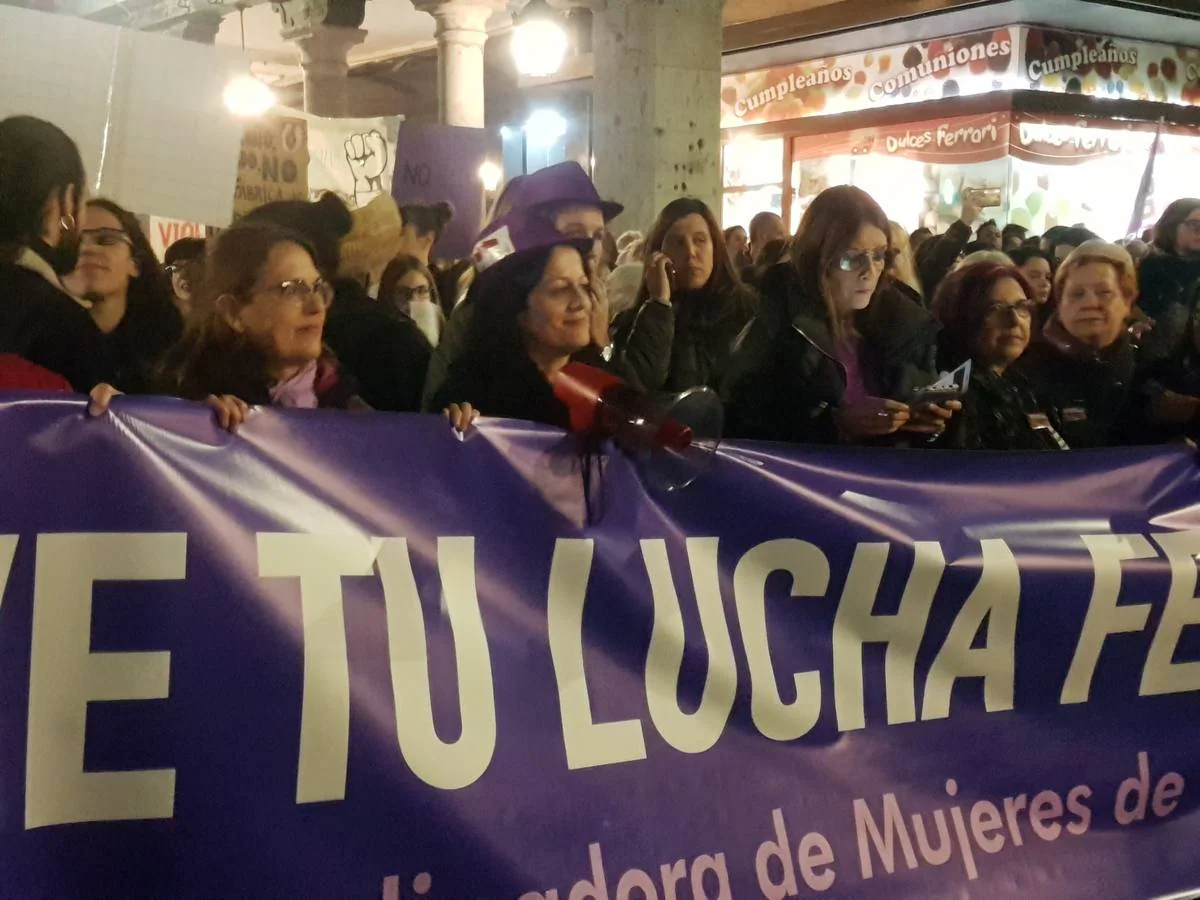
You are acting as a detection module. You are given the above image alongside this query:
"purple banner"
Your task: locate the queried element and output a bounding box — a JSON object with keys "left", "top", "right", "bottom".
{"left": 2, "top": 396, "right": 1200, "bottom": 899}
{"left": 391, "top": 123, "right": 498, "bottom": 260}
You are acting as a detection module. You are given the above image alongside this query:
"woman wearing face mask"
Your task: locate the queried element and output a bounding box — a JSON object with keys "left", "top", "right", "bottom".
{"left": 724, "top": 185, "right": 954, "bottom": 444}
{"left": 381, "top": 255, "right": 443, "bottom": 347}
{"left": 432, "top": 211, "right": 607, "bottom": 428}
{"left": 1015, "top": 241, "right": 1146, "bottom": 448}
{"left": 933, "top": 262, "right": 1065, "bottom": 450}
{"left": 0, "top": 115, "right": 113, "bottom": 391}
{"left": 613, "top": 198, "right": 757, "bottom": 394}
{"left": 68, "top": 199, "right": 183, "bottom": 393}
{"left": 158, "top": 222, "right": 361, "bottom": 413}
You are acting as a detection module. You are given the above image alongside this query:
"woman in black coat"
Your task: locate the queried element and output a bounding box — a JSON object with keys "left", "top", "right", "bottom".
{"left": 69, "top": 199, "right": 183, "bottom": 393}
{"left": 932, "top": 261, "right": 1066, "bottom": 450}
{"left": 612, "top": 198, "right": 756, "bottom": 395}
{"left": 1136, "top": 198, "right": 1200, "bottom": 363}
{"left": 723, "top": 185, "right": 955, "bottom": 445}
{"left": 1015, "top": 241, "right": 1143, "bottom": 449}
{"left": 432, "top": 211, "right": 616, "bottom": 429}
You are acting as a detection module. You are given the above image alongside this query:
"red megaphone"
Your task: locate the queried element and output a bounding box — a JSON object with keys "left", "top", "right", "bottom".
{"left": 550, "top": 363, "right": 723, "bottom": 491}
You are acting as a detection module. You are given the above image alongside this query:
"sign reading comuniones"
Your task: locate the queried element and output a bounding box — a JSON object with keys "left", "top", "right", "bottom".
{"left": 233, "top": 116, "right": 310, "bottom": 218}
{"left": 722, "top": 26, "right": 1200, "bottom": 128}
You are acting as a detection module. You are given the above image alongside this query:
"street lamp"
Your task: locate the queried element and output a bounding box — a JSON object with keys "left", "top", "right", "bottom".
{"left": 223, "top": 74, "right": 276, "bottom": 117}
{"left": 478, "top": 160, "right": 503, "bottom": 192}
{"left": 511, "top": 0, "right": 568, "bottom": 78}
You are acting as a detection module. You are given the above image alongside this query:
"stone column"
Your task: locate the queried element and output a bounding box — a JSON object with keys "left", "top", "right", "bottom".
{"left": 288, "top": 24, "right": 367, "bottom": 117}
{"left": 415, "top": 1, "right": 505, "bottom": 128}
{"left": 591, "top": 0, "right": 725, "bottom": 231}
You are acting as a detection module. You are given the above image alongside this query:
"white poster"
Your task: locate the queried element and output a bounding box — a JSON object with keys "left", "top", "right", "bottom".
{"left": 0, "top": 5, "right": 248, "bottom": 226}
{"left": 296, "top": 112, "right": 403, "bottom": 210}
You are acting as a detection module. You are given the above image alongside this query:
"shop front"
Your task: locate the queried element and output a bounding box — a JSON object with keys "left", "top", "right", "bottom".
{"left": 721, "top": 24, "right": 1200, "bottom": 238}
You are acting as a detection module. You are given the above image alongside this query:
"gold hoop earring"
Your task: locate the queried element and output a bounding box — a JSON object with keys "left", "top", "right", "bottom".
{"left": 59, "top": 213, "right": 77, "bottom": 232}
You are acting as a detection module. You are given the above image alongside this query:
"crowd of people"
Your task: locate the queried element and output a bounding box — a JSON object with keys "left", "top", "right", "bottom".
{"left": 3, "top": 113, "right": 1200, "bottom": 457}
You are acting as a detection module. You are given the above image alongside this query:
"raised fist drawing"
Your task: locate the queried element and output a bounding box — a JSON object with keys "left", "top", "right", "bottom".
{"left": 345, "top": 130, "right": 388, "bottom": 207}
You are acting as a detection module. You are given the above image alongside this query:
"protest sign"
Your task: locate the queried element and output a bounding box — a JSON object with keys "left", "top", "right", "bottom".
{"left": 1, "top": 398, "right": 1199, "bottom": 898}
{"left": 299, "top": 113, "right": 402, "bottom": 210}
{"left": 233, "top": 116, "right": 310, "bottom": 219}
{"left": 148, "top": 217, "right": 206, "bottom": 260}
{"left": 0, "top": 4, "right": 247, "bottom": 225}
{"left": 392, "top": 123, "right": 499, "bottom": 258}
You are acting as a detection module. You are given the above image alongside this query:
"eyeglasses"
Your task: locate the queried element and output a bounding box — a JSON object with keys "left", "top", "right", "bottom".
{"left": 983, "top": 299, "right": 1038, "bottom": 321}
{"left": 80, "top": 228, "right": 132, "bottom": 249}
{"left": 261, "top": 279, "right": 334, "bottom": 309}
{"left": 395, "top": 283, "right": 432, "bottom": 304}
{"left": 1181, "top": 220, "right": 1200, "bottom": 234}
{"left": 836, "top": 248, "right": 893, "bottom": 272}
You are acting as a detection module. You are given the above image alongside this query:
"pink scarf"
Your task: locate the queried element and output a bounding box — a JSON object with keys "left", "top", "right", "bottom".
{"left": 269, "top": 361, "right": 320, "bottom": 409}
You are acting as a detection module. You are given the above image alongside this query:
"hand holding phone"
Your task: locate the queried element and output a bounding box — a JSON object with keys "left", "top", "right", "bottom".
{"left": 646, "top": 252, "right": 674, "bottom": 303}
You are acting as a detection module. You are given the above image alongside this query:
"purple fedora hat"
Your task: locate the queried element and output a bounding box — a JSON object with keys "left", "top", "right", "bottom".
{"left": 515, "top": 161, "right": 624, "bottom": 222}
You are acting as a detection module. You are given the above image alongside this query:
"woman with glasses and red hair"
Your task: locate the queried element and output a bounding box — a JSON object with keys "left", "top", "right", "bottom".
{"left": 724, "top": 185, "right": 955, "bottom": 445}
{"left": 157, "top": 221, "right": 363, "bottom": 426}
{"left": 932, "top": 261, "right": 1066, "bottom": 450}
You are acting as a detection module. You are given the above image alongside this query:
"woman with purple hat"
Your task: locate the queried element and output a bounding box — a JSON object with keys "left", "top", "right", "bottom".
{"left": 422, "top": 163, "right": 623, "bottom": 411}
{"left": 431, "top": 208, "right": 615, "bottom": 428}
{"left": 612, "top": 198, "right": 757, "bottom": 394}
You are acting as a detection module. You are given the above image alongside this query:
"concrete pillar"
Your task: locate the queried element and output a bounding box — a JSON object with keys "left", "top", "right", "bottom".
{"left": 288, "top": 24, "right": 367, "bottom": 117}
{"left": 592, "top": 0, "right": 725, "bottom": 232}
{"left": 415, "top": 1, "right": 505, "bottom": 128}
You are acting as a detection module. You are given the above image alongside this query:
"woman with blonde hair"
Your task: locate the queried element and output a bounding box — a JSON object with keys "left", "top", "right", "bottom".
{"left": 1016, "top": 240, "right": 1159, "bottom": 447}
{"left": 887, "top": 221, "right": 924, "bottom": 303}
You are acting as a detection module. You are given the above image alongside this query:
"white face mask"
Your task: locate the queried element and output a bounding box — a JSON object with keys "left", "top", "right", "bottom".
{"left": 407, "top": 298, "right": 444, "bottom": 347}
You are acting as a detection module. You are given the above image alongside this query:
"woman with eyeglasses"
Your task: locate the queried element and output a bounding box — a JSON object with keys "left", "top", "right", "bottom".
{"left": 66, "top": 199, "right": 183, "bottom": 393}
{"left": 382, "top": 254, "right": 444, "bottom": 349}
{"left": 157, "top": 222, "right": 362, "bottom": 420}
{"left": 724, "top": 185, "right": 953, "bottom": 444}
{"left": 932, "top": 262, "right": 1066, "bottom": 450}
{"left": 163, "top": 237, "right": 206, "bottom": 320}
{"left": 1015, "top": 241, "right": 1148, "bottom": 449}
{"left": 612, "top": 197, "right": 757, "bottom": 395}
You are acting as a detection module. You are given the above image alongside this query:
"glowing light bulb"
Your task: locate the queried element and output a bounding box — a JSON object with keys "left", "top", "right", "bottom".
{"left": 224, "top": 74, "right": 275, "bottom": 117}
{"left": 512, "top": 0, "right": 568, "bottom": 78}
{"left": 478, "top": 160, "right": 503, "bottom": 192}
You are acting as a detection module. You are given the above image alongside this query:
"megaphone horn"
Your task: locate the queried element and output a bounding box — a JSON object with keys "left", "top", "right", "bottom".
{"left": 551, "top": 363, "right": 723, "bottom": 491}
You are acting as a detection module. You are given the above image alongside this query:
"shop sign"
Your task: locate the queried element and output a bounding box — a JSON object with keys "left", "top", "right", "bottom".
{"left": 721, "top": 28, "right": 1019, "bottom": 128}
{"left": 1023, "top": 28, "right": 1200, "bottom": 107}
{"left": 791, "top": 112, "right": 1010, "bottom": 164}
{"left": 1009, "top": 112, "right": 1173, "bottom": 163}
{"left": 723, "top": 26, "right": 1200, "bottom": 129}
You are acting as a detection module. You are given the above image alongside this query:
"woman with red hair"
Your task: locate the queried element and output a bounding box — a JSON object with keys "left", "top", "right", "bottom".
{"left": 724, "top": 185, "right": 954, "bottom": 444}
{"left": 932, "top": 262, "right": 1065, "bottom": 450}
